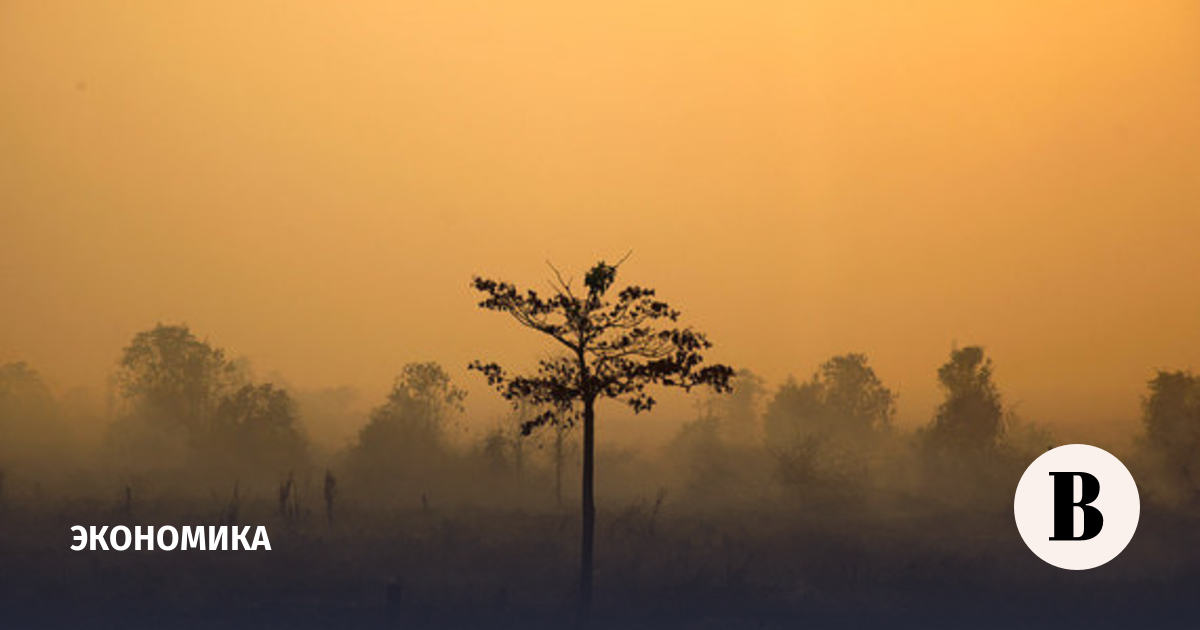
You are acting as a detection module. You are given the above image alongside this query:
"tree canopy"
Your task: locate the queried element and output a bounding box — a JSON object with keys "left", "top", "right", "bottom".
{"left": 1143, "top": 370, "right": 1200, "bottom": 498}
{"left": 925, "top": 346, "right": 1004, "bottom": 452}
{"left": 352, "top": 361, "right": 466, "bottom": 469}
{"left": 469, "top": 260, "right": 734, "bottom": 431}
{"left": 111, "top": 324, "right": 305, "bottom": 477}
{"left": 115, "top": 324, "right": 241, "bottom": 432}
{"left": 764, "top": 353, "right": 895, "bottom": 447}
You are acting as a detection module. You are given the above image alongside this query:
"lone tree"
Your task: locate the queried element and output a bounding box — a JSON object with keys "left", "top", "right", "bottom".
{"left": 1142, "top": 370, "right": 1200, "bottom": 503}
{"left": 470, "top": 259, "right": 734, "bottom": 618}
{"left": 0, "top": 362, "right": 58, "bottom": 463}
{"left": 351, "top": 361, "right": 466, "bottom": 470}
{"left": 924, "top": 345, "right": 1004, "bottom": 453}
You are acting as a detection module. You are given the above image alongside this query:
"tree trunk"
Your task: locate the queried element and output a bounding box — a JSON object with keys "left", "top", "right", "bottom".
{"left": 579, "top": 394, "right": 596, "bottom": 623}
{"left": 554, "top": 427, "right": 564, "bottom": 507}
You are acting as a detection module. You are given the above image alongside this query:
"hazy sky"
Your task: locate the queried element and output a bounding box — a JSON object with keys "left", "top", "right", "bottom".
{"left": 3, "top": 2, "right": 1198, "bottom": 440}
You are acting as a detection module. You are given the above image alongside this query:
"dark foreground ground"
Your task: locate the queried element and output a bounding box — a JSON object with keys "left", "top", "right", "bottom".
{"left": 2, "top": 489, "right": 1199, "bottom": 630}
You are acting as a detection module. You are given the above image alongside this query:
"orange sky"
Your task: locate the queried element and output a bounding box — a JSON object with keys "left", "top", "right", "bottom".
{"left": 2, "top": 2, "right": 1199, "bottom": 440}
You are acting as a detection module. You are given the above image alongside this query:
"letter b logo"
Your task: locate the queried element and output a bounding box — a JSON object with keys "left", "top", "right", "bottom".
{"left": 1014, "top": 445, "right": 1139, "bottom": 570}
{"left": 1048, "top": 471, "right": 1104, "bottom": 540}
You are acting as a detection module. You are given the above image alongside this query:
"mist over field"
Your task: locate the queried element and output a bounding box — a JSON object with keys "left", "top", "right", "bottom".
{"left": 3, "top": 303, "right": 1200, "bottom": 628}
{"left": 3, "top": 1, "right": 1200, "bottom": 628}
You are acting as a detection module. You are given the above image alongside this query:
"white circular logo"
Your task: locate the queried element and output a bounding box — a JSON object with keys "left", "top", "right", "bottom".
{"left": 1013, "top": 444, "right": 1140, "bottom": 570}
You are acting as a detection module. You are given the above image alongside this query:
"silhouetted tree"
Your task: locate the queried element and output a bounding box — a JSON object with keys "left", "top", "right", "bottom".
{"left": 0, "top": 362, "right": 54, "bottom": 427}
{"left": 697, "top": 369, "right": 765, "bottom": 444}
{"left": 115, "top": 324, "right": 240, "bottom": 433}
{"left": 924, "top": 346, "right": 1003, "bottom": 453}
{"left": 764, "top": 354, "right": 895, "bottom": 487}
{"left": 0, "top": 362, "right": 58, "bottom": 462}
{"left": 667, "top": 412, "right": 728, "bottom": 494}
{"left": 481, "top": 424, "right": 513, "bottom": 472}
{"left": 501, "top": 398, "right": 540, "bottom": 478}
{"left": 1143, "top": 371, "right": 1200, "bottom": 502}
{"left": 207, "top": 383, "right": 307, "bottom": 476}
{"left": 765, "top": 354, "right": 894, "bottom": 446}
{"left": 469, "top": 259, "right": 734, "bottom": 618}
{"left": 111, "top": 325, "right": 308, "bottom": 478}
{"left": 351, "top": 362, "right": 465, "bottom": 476}
{"left": 667, "top": 370, "right": 768, "bottom": 497}
{"left": 0, "top": 361, "right": 53, "bottom": 410}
